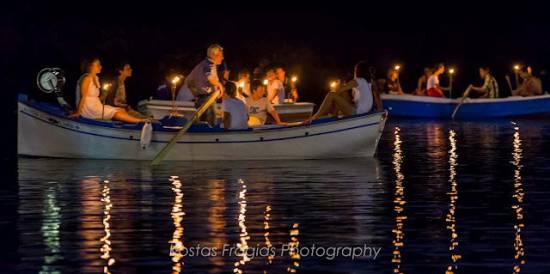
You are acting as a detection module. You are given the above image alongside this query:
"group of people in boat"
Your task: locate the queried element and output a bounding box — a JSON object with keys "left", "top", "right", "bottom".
{"left": 379, "top": 63, "right": 544, "bottom": 98}
{"left": 70, "top": 44, "right": 382, "bottom": 128}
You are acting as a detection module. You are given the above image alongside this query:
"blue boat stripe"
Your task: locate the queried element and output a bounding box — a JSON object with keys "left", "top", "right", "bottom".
{"left": 20, "top": 110, "right": 379, "bottom": 144}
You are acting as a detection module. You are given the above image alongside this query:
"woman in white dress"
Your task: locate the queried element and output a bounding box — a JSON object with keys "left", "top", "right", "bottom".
{"left": 305, "top": 61, "right": 382, "bottom": 123}
{"left": 71, "top": 58, "right": 146, "bottom": 123}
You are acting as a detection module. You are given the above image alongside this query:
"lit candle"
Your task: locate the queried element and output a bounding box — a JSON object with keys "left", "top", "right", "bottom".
{"left": 448, "top": 68, "right": 455, "bottom": 97}
{"left": 330, "top": 81, "right": 337, "bottom": 89}
{"left": 291, "top": 76, "right": 298, "bottom": 83}
{"left": 513, "top": 64, "right": 520, "bottom": 87}
{"left": 394, "top": 65, "right": 401, "bottom": 71}
{"left": 171, "top": 76, "right": 181, "bottom": 85}
{"left": 102, "top": 83, "right": 112, "bottom": 91}
{"left": 239, "top": 81, "right": 245, "bottom": 89}
{"left": 263, "top": 79, "right": 269, "bottom": 86}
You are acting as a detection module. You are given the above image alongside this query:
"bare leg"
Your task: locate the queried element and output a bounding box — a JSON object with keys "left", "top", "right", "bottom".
{"left": 308, "top": 93, "right": 355, "bottom": 122}
{"left": 310, "top": 93, "right": 338, "bottom": 120}
{"left": 113, "top": 110, "right": 146, "bottom": 123}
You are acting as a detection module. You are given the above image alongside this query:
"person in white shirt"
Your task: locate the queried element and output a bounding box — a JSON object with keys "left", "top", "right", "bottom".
{"left": 266, "top": 68, "right": 285, "bottom": 105}
{"left": 305, "top": 61, "right": 382, "bottom": 123}
{"left": 222, "top": 82, "right": 248, "bottom": 130}
{"left": 245, "top": 79, "right": 285, "bottom": 127}
{"left": 426, "top": 63, "right": 449, "bottom": 97}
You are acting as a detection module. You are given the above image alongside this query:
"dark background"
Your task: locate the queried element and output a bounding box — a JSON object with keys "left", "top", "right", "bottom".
{"left": 2, "top": 2, "right": 550, "bottom": 165}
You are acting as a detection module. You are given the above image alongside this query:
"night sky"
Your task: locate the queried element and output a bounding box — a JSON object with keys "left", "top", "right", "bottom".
{"left": 2, "top": 2, "right": 550, "bottom": 163}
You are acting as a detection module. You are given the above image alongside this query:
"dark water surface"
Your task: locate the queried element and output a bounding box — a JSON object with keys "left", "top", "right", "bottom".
{"left": 6, "top": 119, "right": 550, "bottom": 273}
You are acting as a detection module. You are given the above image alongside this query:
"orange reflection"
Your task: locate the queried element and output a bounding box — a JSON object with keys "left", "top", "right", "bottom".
{"left": 207, "top": 179, "right": 226, "bottom": 268}
{"left": 391, "top": 127, "right": 407, "bottom": 274}
{"left": 511, "top": 124, "right": 526, "bottom": 273}
{"left": 169, "top": 175, "right": 185, "bottom": 274}
{"left": 287, "top": 223, "right": 300, "bottom": 273}
{"left": 445, "top": 130, "right": 461, "bottom": 274}
{"left": 100, "top": 180, "right": 115, "bottom": 273}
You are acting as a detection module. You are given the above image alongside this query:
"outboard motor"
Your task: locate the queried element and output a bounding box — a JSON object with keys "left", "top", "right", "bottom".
{"left": 37, "top": 68, "right": 73, "bottom": 113}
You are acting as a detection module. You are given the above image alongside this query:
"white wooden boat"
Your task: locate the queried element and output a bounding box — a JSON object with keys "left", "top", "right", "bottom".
{"left": 137, "top": 98, "right": 315, "bottom": 122}
{"left": 18, "top": 95, "right": 387, "bottom": 161}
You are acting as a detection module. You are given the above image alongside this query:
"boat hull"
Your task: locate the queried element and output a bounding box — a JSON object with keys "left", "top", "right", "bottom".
{"left": 18, "top": 101, "right": 386, "bottom": 161}
{"left": 382, "top": 94, "right": 550, "bottom": 119}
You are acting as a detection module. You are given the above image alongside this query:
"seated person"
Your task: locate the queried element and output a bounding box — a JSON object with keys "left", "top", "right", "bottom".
{"left": 305, "top": 62, "right": 382, "bottom": 122}
{"left": 385, "top": 68, "right": 404, "bottom": 95}
{"left": 71, "top": 57, "right": 147, "bottom": 123}
{"left": 416, "top": 67, "right": 432, "bottom": 96}
{"left": 274, "top": 65, "right": 299, "bottom": 102}
{"left": 470, "top": 67, "right": 499, "bottom": 98}
{"left": 426, "top": 63, "right": 449, "bottom": 97}
{"left": 236, "top": 69, "right": 251, "bottom": 100}
{"left": 512, "top": 68, "right": 543, "bottom": 96}
{"left": 222, "top": 82, "right": 248, "bottom": 130}
{"left": 266, "top": 68, "right": 285, "bottom": 105}
{"left": 245, "top": 79, "right": 285, "bottom": 127}
{"left": 103, "top": 62, "right": 147, "bottom": 118}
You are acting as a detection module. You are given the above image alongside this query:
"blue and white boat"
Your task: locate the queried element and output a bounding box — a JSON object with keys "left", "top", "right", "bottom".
{"left": 381, "top": 94, "right": 550, "bottom": 119}
{"left": 18, "top": 95, "right": 387, "bottom": 161}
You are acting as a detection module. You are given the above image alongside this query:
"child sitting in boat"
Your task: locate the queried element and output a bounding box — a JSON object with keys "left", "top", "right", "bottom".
{"left": 222, "top": 82, "right": 249, "bottom": 130}
{"left": 469, "top": 66, "right": 499, "bottom": 98}
{"left": 512, "top": 68, "right": 543, "bottom": 96}
{"left": 245, "top": 79, "right": 285, "bottom": 127}
{"left": 426, "top": 63, "right": 451, "bottom": 97}
{"left": 71, "top": 57, "right": 148, "bottom": 123}
{"left": 304, "top": 62, "right": 382, "bottom": 122}
{"left": 384, "top": 68, "right": 404, "bottom": 95}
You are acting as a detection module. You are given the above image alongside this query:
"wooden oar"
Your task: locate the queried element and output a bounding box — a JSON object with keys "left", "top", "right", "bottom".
{"left": 151, "top": 90, "right": 220, "bottom": 165}
{"left": 451, "top": 86, "right": 472, "bottom": 119}
{"left": 505, "top": 75, "right": 514, "bottom": 93}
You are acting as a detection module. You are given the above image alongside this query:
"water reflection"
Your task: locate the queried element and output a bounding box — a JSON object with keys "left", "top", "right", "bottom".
{"left": 264, "top": 205, "right": 273, "bottom": 268}
{"left": 207, "top": 179, "right": 227, "bottom": 268}
{"left": 391, "top": 127, "right": 406, "bottom": 274}
{"left": 445, "top": 130, "right": 461, "bottom": 274}
{"left": 287, "top": 223, "right": 300, "bottom": 273}
{"left": 511, "top": 124, "right": 526, "bottom": 273}
{"left": 40, "top": 184, "right": 62, "bottom": 273}
{"left": 169, "top": 175, "right": 185, "bottom": 274}
{"left": 234, "top": 179, "right": 250, "bottom": 274}
{"left": 100, "top": 180, "right": 115, "bottom": 273}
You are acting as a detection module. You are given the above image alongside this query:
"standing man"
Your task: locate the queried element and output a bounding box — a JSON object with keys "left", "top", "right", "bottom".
{"left": 177, "top": 44, "right": 225, "bottom": 125}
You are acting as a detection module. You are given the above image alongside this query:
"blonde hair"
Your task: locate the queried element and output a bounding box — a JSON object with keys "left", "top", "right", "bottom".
{"left": 207, "top": 44, "right": 223, "bottom": 59}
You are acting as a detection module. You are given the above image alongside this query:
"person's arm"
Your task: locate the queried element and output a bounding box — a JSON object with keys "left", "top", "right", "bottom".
{"left": 416, "top": 77, "right": 424, "bottom": 95}
{"left": 333, "top": 80, "right": 357, "bottom": 94}
{"left": 397, "top": 80, "right": 404, "bottom": 95}
{"left": 70, "top": 76, "right": 91, "bottom": 117}
{"left": 268, "top": 110, "right": 285, "bottom": 125}
{"left": 372, "top": 83, "right": 383, "bottom": 111}
{"left": 223, "top": 112, "right": 231, "bottom": 129}
{"left": 206, "top": 63, "right": 224, "bottom": 96}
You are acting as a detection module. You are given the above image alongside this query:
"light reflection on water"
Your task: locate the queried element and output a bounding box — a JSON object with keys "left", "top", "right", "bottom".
{"left": 14, "top": 119, "right": 550, "bottom": 273}
{"left": 511, "top": 124, "right": 526, "bottom": 273}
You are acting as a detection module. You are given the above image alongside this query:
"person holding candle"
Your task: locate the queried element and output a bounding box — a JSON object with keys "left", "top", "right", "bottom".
{"left": 304, "top": 62, "right": 382, "bottom": 123}
{"left": 266, "top": 68, "right": 285, "bottom": 105}
{"left": 416, "top": 67, "right": 432, "bottom": 96}
{"left": 512, "top": 67, "right": 543, "bottom": 96}
{"left": 236, "top": 69, "right": 251, "bottom": 100}
{"left": 71, "top": 57, "right": 147, "bottom": 123}
{"left": 469, "top": 66, "right": 499, "bottom": 98}
{"left": 245, "top": 79, "right": 285, "bottom": 127}
{"left": 426, "top": 63, "right": 449, "bottom": 97}
{"left": 385, "top": 68, "right": 404, "bottom": 95}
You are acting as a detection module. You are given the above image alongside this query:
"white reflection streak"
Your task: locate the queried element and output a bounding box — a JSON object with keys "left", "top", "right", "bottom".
{"left": 234, "top": 179, "right": 250, "bottom": 274}
{"left": 41, "top": 185, "right": 62, "bottom": 273}
{"left": 264, "top": 205, "right": 274, "bottom": 268}
{"left": 169, "top": 175, "right": 185, "bottom": 274}
{"left": 445, "top": 130, "right": 461, "bottom": 274}
{"left": 100, "top": 180, "right": 115, "bottom": 273}
{"left": 512, "top": 125, "right": 526, "bottom": 273}
{"left": 392, "top": 127, "right": 406, "bottom": 274}
{"left": 286, "top": 223, "right": 300, "bottom": 273}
